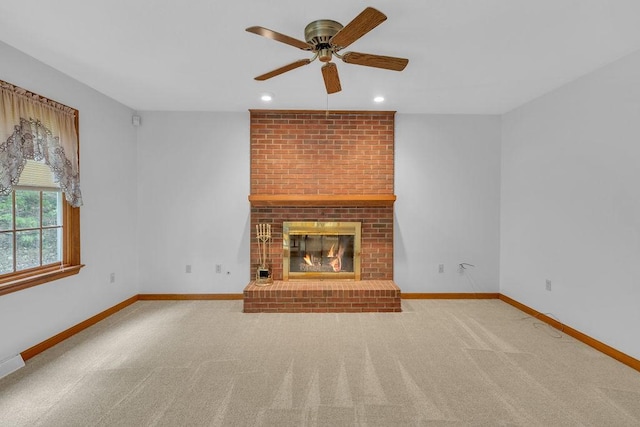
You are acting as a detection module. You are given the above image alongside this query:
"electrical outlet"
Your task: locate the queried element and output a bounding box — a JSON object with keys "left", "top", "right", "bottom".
{"left": 545, "top": 279, "right": 552, "bottom": 291}
{"left": 216, "top": 264, "right": 222, "bottom": 274}
{"left": 109, "top": 273, "right": 115, "bottom": 283}
{"left": 438, "top": 264, "right": 444, "bottom": 273}
{"left": 186, "top": 265, "right": 192, "bottom": 273}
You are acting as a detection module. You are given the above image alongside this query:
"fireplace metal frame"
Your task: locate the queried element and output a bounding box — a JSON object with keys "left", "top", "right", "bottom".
{"left": 283, "top": 221, "right": 361, "bottom": 281}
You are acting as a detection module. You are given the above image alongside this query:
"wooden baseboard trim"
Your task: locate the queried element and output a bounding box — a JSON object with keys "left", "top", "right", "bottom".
{"left": 138, "top": 293, "right": 244, "bottom": 300}
{"left": 20, "top": 295, "right": 139, "bottom": 361}
{"left": 499, "top": 294, "right": 640, "bottom": 373}
{"left": 18, "top": 292, "right": 639, "bottom": 374}
{"left": 402, "top": 292, "right": 499, "bottom": 299}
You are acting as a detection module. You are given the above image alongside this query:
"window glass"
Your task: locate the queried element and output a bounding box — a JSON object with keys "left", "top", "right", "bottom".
{"left": 42, "top": 227, "right": 62, "bottom": 265}
{"left": 42, "top": 191, "right": 61, "bottom": 226}
{"left": 16, "top": 229, "right": 40, "bottom": 270}
{"left": 15, "top": 190, "right": 40, "bottom": 230}
{"left": 1, "top": 162, "right": 64, "bottom": 275}
{"left": 0, "top": 194, "right": 11, "bottom": 231}
{"left": 0, "top": 232, "right": 13, "bottom": 274}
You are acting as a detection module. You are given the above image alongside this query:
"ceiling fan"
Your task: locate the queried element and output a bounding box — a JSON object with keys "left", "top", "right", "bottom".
{"left": 246, "top": 7, "right": 409, "bottom": 94}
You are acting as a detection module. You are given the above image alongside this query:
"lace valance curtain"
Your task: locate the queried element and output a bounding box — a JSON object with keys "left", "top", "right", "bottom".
{"left": 0, "top": 79, "right": 82, "bottom": 207}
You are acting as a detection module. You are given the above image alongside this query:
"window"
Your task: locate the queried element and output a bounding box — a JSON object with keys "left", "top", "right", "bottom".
{"left": 0, "top": 167, "right": 81, "bottom": 295}
{"left": 1, "top": 160, "right": 63, "bottom": 272}
{"left": 0, "top": 80, "right": 82, "bottom": 296}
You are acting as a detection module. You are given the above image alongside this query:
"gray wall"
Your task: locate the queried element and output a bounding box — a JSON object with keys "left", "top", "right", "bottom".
{"left": 0, "top": 41, "right": 139, "bottom": 364}
{"left": 135, "top": 112, "right": 250, "bottom": 293}
{"left": 395, "top": 115, "right": 502, "bottom": 292}
{"left": 133, "top": 113, "right": 502, "bottom": 294}
{"left": 501, "top": 49, "right": 640, "bottom": 360}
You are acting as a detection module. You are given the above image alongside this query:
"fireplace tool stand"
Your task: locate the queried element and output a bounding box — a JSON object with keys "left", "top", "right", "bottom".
{"left": 255, "top": 223, "right": 273, "bottom": 286}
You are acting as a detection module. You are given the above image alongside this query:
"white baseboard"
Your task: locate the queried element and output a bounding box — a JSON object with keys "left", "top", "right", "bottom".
{"left": 0, "top": 354, "right": 25, "bottom": 379}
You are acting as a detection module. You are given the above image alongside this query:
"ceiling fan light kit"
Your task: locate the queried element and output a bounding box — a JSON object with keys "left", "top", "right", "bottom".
{"left": 246, "top": 7, "right": 409, "bottom": 95}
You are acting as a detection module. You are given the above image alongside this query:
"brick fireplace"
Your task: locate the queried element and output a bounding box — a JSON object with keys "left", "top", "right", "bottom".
{"left": 244, "top": 110, "right": 401, "bottom": 312}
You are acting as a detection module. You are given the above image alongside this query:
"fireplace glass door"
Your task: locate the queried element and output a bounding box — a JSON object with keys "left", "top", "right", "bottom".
{"left": 283, "top": 222, "right": 361, "bottom": 281}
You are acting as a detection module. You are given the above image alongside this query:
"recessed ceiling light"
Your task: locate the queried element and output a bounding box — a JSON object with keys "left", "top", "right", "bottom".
{"left": 373, "top": 96, "right": 385, "bottom": 103}
{"left": 261, "top": 93, "right": 273, "bottom": 102}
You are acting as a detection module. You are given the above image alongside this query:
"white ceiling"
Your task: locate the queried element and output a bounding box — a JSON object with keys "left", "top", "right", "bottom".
{"left": 2, "top": 0, "right": 640, "bottom": 114}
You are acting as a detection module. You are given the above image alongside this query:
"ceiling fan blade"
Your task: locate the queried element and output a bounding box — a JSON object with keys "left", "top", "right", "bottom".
{"left": 330, "top": 7, "right": 387, "bottom": 49}
{"left": 341, "top": 52, "right": 408, "bottom": 71}
{"left": 255, "top": 59, "right": 312, "bottom": 81}
{"left": 246, "top": 26, "right": 311, "bottom": 50}
{"left": 321, "top": 63, "right": 342, "bottom": 94}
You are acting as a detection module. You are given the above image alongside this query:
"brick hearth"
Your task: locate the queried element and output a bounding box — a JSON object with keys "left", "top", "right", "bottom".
{"left": 243, "top": 280, "right": 401, "bottom": 313}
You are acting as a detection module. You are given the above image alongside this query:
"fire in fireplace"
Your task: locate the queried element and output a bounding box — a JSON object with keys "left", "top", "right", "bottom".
{"left": 283, "top": 221, "right": 361, "bottom": 280}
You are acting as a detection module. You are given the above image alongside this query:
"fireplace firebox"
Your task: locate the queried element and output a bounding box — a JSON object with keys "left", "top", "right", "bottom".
{"left": 283, "top": 221, "right": 361, "bottom": 281}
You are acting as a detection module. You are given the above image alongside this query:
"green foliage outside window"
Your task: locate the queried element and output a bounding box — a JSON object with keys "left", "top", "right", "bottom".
{"left": 0, "top": 190, "right": 62, "bottom": 275}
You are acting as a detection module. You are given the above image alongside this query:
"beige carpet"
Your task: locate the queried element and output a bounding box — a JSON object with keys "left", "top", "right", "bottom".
{"left": 1, "top": 299, "right": 639, "bottom": 426}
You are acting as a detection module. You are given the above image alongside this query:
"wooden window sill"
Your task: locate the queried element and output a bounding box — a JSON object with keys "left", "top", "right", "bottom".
{"left": 0, "top": 264, "right": 84, "bottom": 297}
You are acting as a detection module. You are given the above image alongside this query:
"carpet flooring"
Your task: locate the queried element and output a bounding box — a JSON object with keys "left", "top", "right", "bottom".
{"left": 1, "top": 299, "right": 639, "bottom": 426}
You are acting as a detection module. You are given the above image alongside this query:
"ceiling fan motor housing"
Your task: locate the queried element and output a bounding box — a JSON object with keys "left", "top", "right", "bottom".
{"left": 304, "top": 19, "right": 343, "bottom": 62}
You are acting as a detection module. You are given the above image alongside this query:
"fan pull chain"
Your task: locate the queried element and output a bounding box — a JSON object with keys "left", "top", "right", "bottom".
{"left": 326, "top": 93, "right": 329, "bottom": 117}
